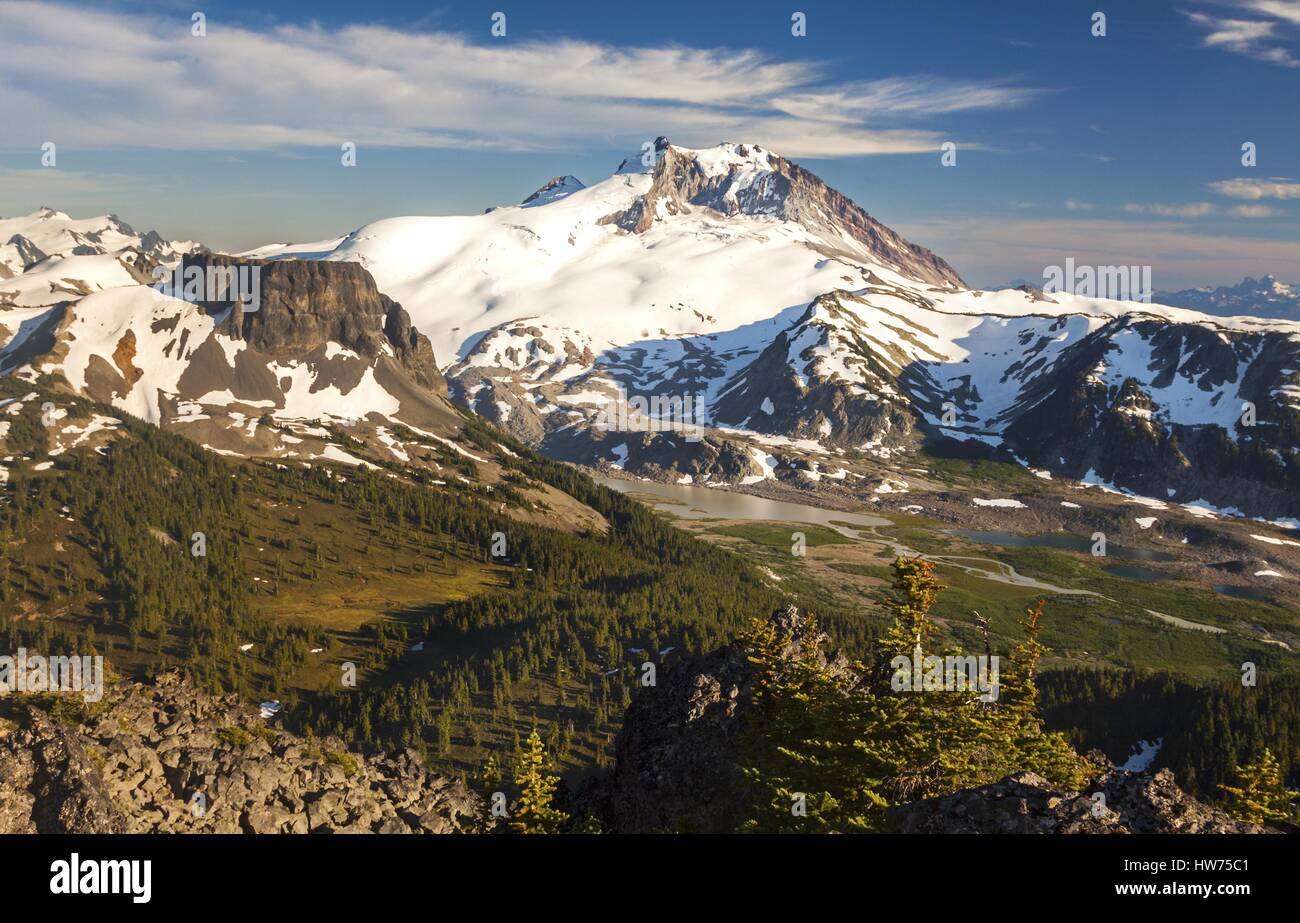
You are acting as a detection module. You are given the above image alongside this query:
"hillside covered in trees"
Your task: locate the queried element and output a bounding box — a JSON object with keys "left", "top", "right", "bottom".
{"left": 0, "top": 375, "right": 782, "bottom": 778}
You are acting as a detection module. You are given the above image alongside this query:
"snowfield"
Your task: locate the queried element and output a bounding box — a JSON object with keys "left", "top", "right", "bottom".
{"left": 973, "top": 498, "right": 1027, "bottom": 509}
{"left": 246, "top": 143, "right": 933, "bottom": 366}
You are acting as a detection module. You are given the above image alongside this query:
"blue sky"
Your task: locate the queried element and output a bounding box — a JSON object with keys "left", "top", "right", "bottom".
{"left": 1, "top": 0, "right": 1298, "bottom": 287}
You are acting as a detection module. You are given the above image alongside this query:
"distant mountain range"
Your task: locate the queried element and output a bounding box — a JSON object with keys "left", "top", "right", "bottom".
{"left": 2, "top": 140, "right": 1298, "bottom": 519}
{"left": 1155, "top": 275, "right": 1300, "bottom": 321}
{"left": 984, "top": 275, "right": 1299, "bottom": 322}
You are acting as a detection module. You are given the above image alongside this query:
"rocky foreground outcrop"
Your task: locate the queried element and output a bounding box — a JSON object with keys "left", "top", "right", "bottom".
{"left": 885, "top": 768, "right": 1265, "bottom": 834}
{"left": 0, "top": 611, "right": 1274, "bottom": 835}
{"left": 0, "top": 672, "right": 479, "bottom": 834}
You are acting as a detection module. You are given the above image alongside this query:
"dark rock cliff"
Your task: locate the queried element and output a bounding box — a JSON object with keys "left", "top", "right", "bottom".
{"left": 183, "top": 253, "right": 445, "bottom": 394}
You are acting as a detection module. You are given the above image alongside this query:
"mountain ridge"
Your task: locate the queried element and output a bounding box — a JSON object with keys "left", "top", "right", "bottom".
{"left": 4, "top": 141, "right": 1300, "bottom": 520}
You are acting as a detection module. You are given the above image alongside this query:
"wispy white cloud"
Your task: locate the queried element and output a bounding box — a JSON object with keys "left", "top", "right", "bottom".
{"left": 1059, "top": 198, "right": 1284, "bottom": 221}
{"left": 1229, "top": 203, "right": 1285, "bottom": 216}
{"left": 1237, "top": 1, "right": 1300, "bottom": 26}
{"left": 1209, "top": 176, "right": 1300, "bottom": 199}
{"left": 0, "top": 2, "right": 1039, "bottom": 159}
{"left": 1184, "top": 8, "right": 1300, "bottom": 67}
{"left": 768, "top": 77, "right": 1038, "bottom": 123}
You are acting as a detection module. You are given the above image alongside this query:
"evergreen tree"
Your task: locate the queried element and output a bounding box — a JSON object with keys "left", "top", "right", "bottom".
{"left": 739, "top": 557, "right": 1092, "bottom": 833}
{"left": 510, "top": 730, "right": 567, "bottom": 834}
{"left": 1220, "top": 748, "right": 1298, "bottom": 825}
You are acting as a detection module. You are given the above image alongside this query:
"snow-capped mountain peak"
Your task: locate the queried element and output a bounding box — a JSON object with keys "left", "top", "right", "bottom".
{"left": 207, "top": 141, "right": 1300, "bottom": 519}
{"left": 243, "top": 137, "right": 966, "bottom": 369}
{"left": 602, "top": 138, "right": 964, "bottom": 288}
{"left": 521, "top": 175, "right": 586, "bottom": 207}
{"left": 614, "top": 135, "right": 670, "bottom": 174}
{"left": 0, "top": 208, "right": 203, "bottom": 294}
{"left": 0, "top": 209, "right": 196, "bottom": 262}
